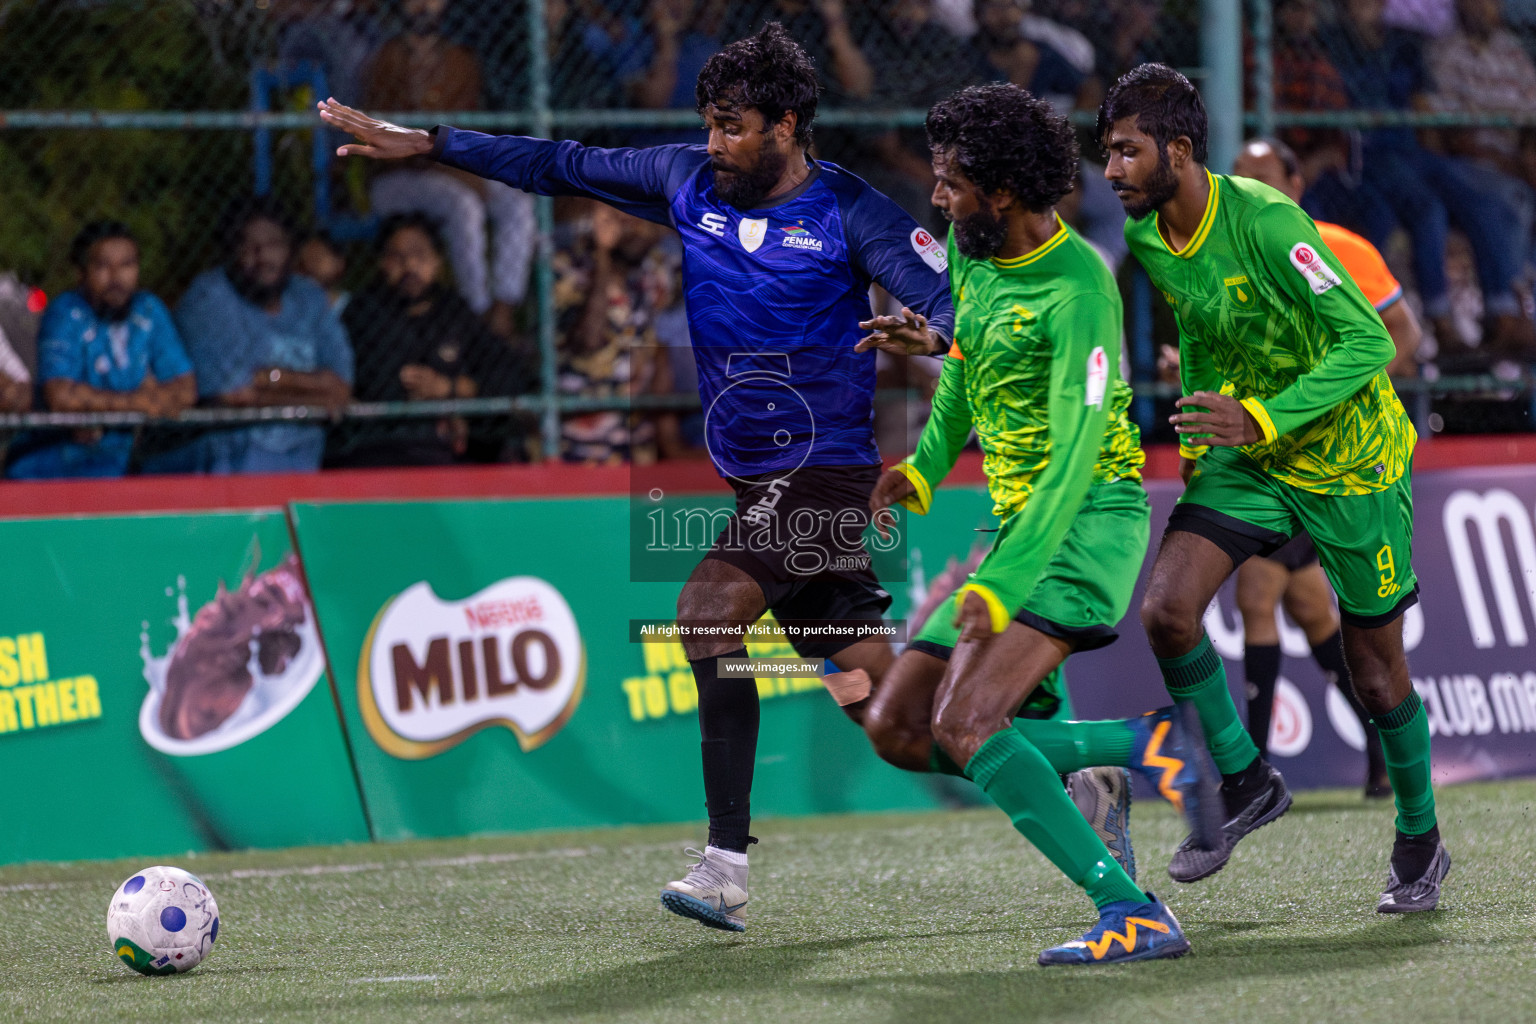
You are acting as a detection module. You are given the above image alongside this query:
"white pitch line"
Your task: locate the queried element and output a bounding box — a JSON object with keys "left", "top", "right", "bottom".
{"left": 347, "top": 975, "right": 439, "bottom": 984}
{"left": 209, "top": 845, "right": 594, "bottom": 881}
{"left": 0, "top": 837, "right": 699, "bottom": 893}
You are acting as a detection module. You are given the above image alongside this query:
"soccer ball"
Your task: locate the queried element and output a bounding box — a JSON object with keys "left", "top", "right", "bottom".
{"left": 106, "top": 865, "right": 220, "bottom": 975}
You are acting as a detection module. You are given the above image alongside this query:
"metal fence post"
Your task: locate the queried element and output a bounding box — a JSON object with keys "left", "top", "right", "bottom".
{"left": 1201, "top": 0, "right": 1243, "bottom": 174}
{"left": 528, "top": 0, "right": 559, "bottom": 461}
{"left": 1249, "top": 0, "right": 1274, "bottom": 140}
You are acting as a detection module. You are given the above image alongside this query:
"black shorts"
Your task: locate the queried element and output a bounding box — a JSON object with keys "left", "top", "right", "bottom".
{"left": 1263, "top": 531, "right": 1321, "bottom": 572}
{"left": 706, "top": 463, "right": 892, "bottom": 660}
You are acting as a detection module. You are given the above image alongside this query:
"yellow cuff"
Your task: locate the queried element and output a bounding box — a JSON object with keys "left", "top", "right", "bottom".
{"left": 894, "top": 461, "right": 933, "bottom": 515}
{"left": 957, "top": 583, "right": 1011, "bottom": 634}
{"left": 1178, "top": 443, "right": 1209, "bottom": 461}
{"left": 1239, "top": 397, "right": 1277, "bottom": 443}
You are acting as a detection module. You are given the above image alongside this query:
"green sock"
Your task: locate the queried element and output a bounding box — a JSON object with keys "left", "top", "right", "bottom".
{"left": 928, "top": 742, "right": 966, "bottom": 777}
{"left": 1011, "top": 718, "right": 1136, "bottom": 774}
{"left": 966, "top": 729, "right": 1145, "bottom": 909}
{"left": 1374, "top": 691, "right": 1437, "bottom": 835}
{"left": 1158, "top": 634, "right": 1260, "bottom": 774}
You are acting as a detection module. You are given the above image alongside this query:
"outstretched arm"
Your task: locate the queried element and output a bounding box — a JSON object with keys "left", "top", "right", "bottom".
{"left": 318, "top": 99, "right": 434, "bottom": 159}
{"left": 319, "top": 98, "right": 698, "bottom": 225}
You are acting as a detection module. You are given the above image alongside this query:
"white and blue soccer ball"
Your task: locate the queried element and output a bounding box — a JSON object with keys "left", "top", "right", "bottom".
{"left": 107, "top": 865, "right": 220, "bottom": 975}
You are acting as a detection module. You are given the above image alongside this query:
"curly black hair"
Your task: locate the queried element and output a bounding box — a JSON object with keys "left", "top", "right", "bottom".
{"left": 695, "top": 22, "right": 819, "bottom": 145}
{"left": 69, "top": 220, "right": 136, "bottom": 268}
{"left": 1097, "top": 63, "right": 1209, "bottom": 164}
{"left": 925, "top": 84, "right": 1079, "bottom": 211}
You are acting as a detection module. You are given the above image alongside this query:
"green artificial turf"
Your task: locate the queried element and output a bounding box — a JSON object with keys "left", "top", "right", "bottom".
{"left": 2, "top": 781, "right": 1533, "bottom": 1023}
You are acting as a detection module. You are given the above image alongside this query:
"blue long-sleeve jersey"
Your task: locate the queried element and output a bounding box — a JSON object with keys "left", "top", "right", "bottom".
{"left": 432, "top": 128, "right": 955, "bottom": 478}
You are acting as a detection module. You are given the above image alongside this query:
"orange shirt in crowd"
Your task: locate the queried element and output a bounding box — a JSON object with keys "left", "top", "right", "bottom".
{"left": 1316, "top": 221, "right": 1403, "bottom": 312}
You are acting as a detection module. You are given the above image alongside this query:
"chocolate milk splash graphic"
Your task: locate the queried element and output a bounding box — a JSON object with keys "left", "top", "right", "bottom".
{"left": 139, "top": 556, "right": 325, "bottom": 756}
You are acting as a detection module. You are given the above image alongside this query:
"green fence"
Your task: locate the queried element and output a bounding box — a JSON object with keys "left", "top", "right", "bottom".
{"left": 2, "top": 0, "right": 1534, "bottom": 462}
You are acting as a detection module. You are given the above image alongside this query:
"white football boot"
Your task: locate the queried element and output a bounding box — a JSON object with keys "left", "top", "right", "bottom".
{"left": 660, "top": 846, "right": 749, "bottom": 932}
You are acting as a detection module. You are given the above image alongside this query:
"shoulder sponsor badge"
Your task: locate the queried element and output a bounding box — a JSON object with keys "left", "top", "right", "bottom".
{"left": 1288, "top": 242, "right": 1342, "bottom": 295}
{"left": 1085, "top": 345, "right": 1108, "bottom": 410}
{"left": 911, "top": 227, "right": 947, "bottom": 272}
{"left": 738, "top": 217, "right": 768, "bottom": 253}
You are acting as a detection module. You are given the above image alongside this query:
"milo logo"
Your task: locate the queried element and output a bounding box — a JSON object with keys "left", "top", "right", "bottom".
{"left": 358, "top": 578, "right": 585, "bottom": 759}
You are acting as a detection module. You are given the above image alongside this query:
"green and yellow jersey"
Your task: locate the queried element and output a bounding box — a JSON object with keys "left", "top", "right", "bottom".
{"left": 1125, "top": 170, "right": 1414, "bottom": 495}
{"left": 894, "top": 219, "right": 1144, "bottom": 623}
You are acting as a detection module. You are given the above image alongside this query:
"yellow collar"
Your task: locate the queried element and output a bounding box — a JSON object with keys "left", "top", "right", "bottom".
{"left": 1156, "top": 169, "right": 1219, "bottom": 259}
{"left": 992, "top": 215, "right": 1069, "bottom": 267}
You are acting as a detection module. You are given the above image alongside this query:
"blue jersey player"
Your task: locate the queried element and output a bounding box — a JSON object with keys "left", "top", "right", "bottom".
{"left": 321, "top": 23, "right": 954, "bottom": 934}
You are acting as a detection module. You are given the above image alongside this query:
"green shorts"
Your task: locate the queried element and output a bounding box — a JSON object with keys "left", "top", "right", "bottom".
{"left": 912, "top": 478, "right": 1151, "bottom": 662}
{"left": 1172, "top": 446, "right": 1418, "bottom": 627}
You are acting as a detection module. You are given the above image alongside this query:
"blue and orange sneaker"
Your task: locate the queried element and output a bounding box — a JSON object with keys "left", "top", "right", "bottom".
{"left": 1037, "top": 894, "right": 1190, "bottom": 966}
{"left": 1128, "top": 705, "right": 1225, "bottom": 855}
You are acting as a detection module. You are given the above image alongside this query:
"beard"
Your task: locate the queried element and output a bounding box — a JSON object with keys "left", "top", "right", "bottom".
{"left": 712, "top": 142, "right": 789, "bottom": 210}
{"left": 951, "top": 206, "right": 1009, "bottom": 260}
{"left": 88, "top": 293, "right": 133, "bottom": 323}
{"left": 229, "top": 264, "right": 289, "bottom": 308}
{"left": 1114, "top": 152, "right": 1181, "bottom": 220}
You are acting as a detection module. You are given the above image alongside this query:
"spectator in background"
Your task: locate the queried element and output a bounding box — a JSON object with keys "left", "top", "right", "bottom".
{"left": 272, "top": 0, "right": 383, "bottom": 107}
{"left": 171, "top": 199, "right": 352, "bottom": 475}
{"left": 969, "top": 0, "right": 1127, "bottom": 264}
{"left": 295, "top": 231, "right": 351, "bottom": 314}
{"left": 552, "top": 201, "right": 682, "bottom": 465}
{"left": 1075, "top": 0, "right": 1173, "bottom": 87}
{"left": 1317, "top": 0, "right": 1532, "bottom": 358}
{"left": 366, "top": 0, "right": 535, "bottom": 337}
{"left": 1429, "top": 0, "right": 1536, "bottom": 282}
{"left": 971, "top": 0, "right": 1094, "bottom": 113}
{"left": 631, "top": 0, "right": 731, "bottom": 145}
{"left": 332, "top": 213, "right": 524, "bottom": 467}
{"left": 6, "top": 222, "right": 194, "bottom": 480}
{"left": 727, "top": 1, "right": 876, "bottom": 104}
{"left": 0, "top": 324, "right": 29, "bottom": 413}
{"left": 857, "top": 0, "right": 979, "bottom": 224}
{"left": 1263, "top": 0, "right": 1354, "bottom": 187}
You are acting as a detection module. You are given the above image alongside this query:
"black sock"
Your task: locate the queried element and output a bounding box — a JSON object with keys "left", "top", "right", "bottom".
{"left": 1221, "top": 755, "right": 1270, "bottom": 809}
{"left": 1312, "top": 630, "right": 1388, "bottom": 781}
{"left": 693, "top": 648, "right": 759, "bottom": 853}
{"left": 1392, "top": 823, "right": 1441, "bottom": 884}
{"left": 1243, "top": 643, "right": 1281, "bottom": 762}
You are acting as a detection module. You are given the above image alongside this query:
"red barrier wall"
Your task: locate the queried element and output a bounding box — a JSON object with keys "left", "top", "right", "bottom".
{"left": 2, "top": 436, "right": 1532, "bottom": 519}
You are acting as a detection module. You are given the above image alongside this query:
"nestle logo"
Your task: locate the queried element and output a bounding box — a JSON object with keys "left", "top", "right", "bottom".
{"left": 360, "top": 578, "right": 585, "bottom": 757}
{"left": 464, "top": 597, "right": 543, "bottom": 631}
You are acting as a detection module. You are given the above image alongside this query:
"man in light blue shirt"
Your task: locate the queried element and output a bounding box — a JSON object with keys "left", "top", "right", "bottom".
{"left": 7, "top": 221, "right": 195, "bottom": 479}
{"left": 172, "top": 198, "right": 353, "bottom": 474}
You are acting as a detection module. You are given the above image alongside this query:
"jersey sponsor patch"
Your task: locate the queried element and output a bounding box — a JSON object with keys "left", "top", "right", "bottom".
{"left": 781, "top": 224, "right": 824, "bottom": 251}
{"left": 739, "top": 217, "right": 768, "bottom": 253}
{"left": 699, "top": 212, "right": 727, "bottom": 237}
{"left": 1085, "top": 346, "right": 1108, "bottom": 409}
{"left": 910, "top": 227, "right": 947, "bottom": 272}
{"left": 1288, "top": 242, "right": 1342, "bottom": 295}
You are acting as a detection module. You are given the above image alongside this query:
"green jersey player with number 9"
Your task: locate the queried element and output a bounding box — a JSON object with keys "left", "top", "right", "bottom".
{"left": 1102, "top": 64, "right": 1447, "bottom": 912}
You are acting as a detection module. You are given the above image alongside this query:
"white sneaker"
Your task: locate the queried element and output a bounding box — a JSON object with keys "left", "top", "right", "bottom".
{"left": 660, "top": 846, "right": 749, "bottom": 932}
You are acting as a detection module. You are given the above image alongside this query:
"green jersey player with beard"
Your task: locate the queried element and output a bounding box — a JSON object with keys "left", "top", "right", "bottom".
{"left": 857, "top": 83, "right": 1225, "bottom": 967}
{"left": 1102, "top": 64, "right": 1446, "bottom": 912}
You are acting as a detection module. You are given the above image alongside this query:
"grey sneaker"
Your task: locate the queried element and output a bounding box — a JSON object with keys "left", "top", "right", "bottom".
{"left": 1067, "top": 767, "right": 1136, "bottom": 881}
{"left": 1378, "top": 840, "right": 1451, "bottom": 913}
{"left": 661, "top": 847, "right": 749, "bottom": 932}
{"left": 1168, "top": 762, "right": 1292, "bottom": 883}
